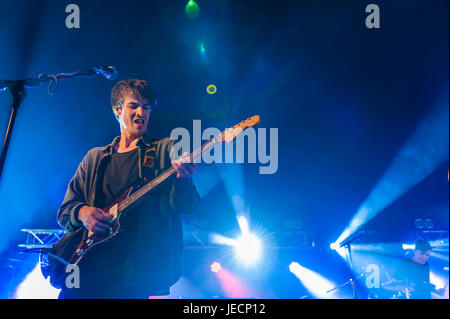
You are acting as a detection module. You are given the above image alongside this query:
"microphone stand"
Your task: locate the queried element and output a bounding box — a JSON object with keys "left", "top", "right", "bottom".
{"left": 0, "top": 79, "right": 29, "bottom": 182}
{"left": 327, "top": 273, "right": 364, "bottom": 295}
{"left": 344, "top": 243, "right": 358, "bottom": 299}
{"left": 0, "top": 67, "right": 116, "bottom": 182}
{"left": 337, "top": 229, "right": 365, "bottom": 299}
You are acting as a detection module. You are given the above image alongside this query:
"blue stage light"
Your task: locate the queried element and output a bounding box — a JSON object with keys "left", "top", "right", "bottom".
{"left": 334, "top": 93, "right": 449, "bottom": 247}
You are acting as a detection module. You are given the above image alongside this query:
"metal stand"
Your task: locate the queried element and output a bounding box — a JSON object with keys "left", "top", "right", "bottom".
{"left": 327, "top": 273, "right": 364, "bottom": 295}
{"left": 330, "top": 229, "right": 364, "bottom": 299}
{"left": 326, "top": 244, "right": 361, "bottom": 298}
{"left": 18, "top": 229, "right": 70, "bottom": 280}
{"left": 344, "top": 243, "right": 358, "bottom": 299}
{"left": 18, "top": 229, "right": 67, "bottom": 249}
{"left": 0, "top": 66, "right": 118, "bottom": 182}
{"left": 0, "top": 81, "right": 27, "bottom": 181}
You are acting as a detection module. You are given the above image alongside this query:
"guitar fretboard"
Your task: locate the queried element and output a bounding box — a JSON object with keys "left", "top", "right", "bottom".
{"left": 118, "top": 138, "right": 217, "bottom": 211}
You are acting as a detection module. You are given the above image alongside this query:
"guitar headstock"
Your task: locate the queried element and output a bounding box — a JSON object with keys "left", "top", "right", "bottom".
{"left": 218, "top": 115, "right": 261, "bottom": 143}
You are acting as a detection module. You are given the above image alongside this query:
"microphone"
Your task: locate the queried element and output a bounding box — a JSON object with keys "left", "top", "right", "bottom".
{"left": 92, "top": 66, "right": 118, "bottom": 80}
{"left": 75, "top": 66, "right": 118, "bottom": 80}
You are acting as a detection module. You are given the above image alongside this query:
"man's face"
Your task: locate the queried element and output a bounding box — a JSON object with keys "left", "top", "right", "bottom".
{"left": 414, "top": 249, "right": 431, "bottom": 264}
{"left": 115, "top": 95, "right": 151, "bottom": 138}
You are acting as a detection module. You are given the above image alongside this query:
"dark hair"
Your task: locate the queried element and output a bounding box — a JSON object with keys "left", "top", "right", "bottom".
{"left": 110, "top": 79, "right": 157, "bottom": 121}
{"left": 415, "top": 240, "right": 432, "bottom": 253}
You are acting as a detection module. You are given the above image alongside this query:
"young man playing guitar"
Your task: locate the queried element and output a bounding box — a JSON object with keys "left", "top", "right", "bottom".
{"left": 57, "top": 79, "right": 200, "bottom": 298}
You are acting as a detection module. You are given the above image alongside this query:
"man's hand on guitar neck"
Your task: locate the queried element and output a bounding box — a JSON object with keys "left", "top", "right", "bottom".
{"left": 171, "top": 151, "right": 198, "bottom": 179}
{"left": 78, "top": 206, "right": 114, "bottom": 234}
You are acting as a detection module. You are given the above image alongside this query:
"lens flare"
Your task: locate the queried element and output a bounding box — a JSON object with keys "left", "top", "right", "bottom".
{"left": 185, "top": 0, "right": 200, "bottom": 19}
{"left": 206, "top": 84, "right": 217, "bottom": 95}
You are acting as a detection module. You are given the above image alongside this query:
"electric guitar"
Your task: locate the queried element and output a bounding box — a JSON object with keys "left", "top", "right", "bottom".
{"left": 41, "top": 115, "right": 261, "bottom": 288}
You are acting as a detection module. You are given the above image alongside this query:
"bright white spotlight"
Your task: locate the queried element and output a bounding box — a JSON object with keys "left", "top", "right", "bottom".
{"left": 329, "top": 242, "right": 348, "bottom": 259}
{"left": 237, "top": 215, "right": 250, "bottom": 235}
{"left": 402, "top": 243, "right": 415, "bottom": 250}
{"left": 234, "top": 233, "right": 262, "bottom": 265}
{"left": 430, "top": 271, "right": 449, "bottom": 299}
{"left": 211, "top": 233, "right": 237, "bottom": 246}
{"left": 289, "top": 262, "right": 301, "bottom": 273}
{"left": 334, "top": 96, "right": 449, "bottom": 248}
{"left": 14, "top": 262, "right": 60, "bottom": 299}
{"left": 289, "top": 262, "right": 346, "bottom": 299}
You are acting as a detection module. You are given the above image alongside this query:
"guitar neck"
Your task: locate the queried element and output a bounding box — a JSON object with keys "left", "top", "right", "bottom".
{"left": 118, "top": 138, "right": 217, "bottom": 211}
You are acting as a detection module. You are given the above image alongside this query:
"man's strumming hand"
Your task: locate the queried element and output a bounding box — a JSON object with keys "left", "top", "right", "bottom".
{"left": 78, "top": 206, "right": 113, "bottom": 234}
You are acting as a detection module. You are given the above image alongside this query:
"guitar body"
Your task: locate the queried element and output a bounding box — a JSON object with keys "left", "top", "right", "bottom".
{"left": 41, "top": 186, "right": 133, "bottom": 288}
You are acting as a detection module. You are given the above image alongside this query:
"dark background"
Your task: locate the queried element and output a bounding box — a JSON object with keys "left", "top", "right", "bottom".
{"left": 0, "top": 0, "right": 448, "bottom": 298}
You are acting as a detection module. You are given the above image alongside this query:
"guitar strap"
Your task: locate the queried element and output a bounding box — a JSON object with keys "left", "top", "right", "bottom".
{"left": 142, "top": 142, "right": 157, "bottom": 169}
{"left": 141, "top": 140, "right": 158, "bottom": 181}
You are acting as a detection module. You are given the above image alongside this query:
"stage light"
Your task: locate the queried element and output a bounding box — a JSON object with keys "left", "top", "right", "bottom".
{"left": 289, "top": 262, "right": 344, "bottom": 299}
{"left": 334, "top": 93, "right": 449, "bottom": 247}
{"left": 234, "top": 233, "right": 262, "bottom": 265}
{"left": 402, "top": 243, "right": 415, "bottom": 250}
{"left": 349, "top": 243, "right": 404, "bottom": 254}
{"left": 211, "top": 262, "right": 222, "bottom": 273}
{"left": 428, "top": 239, "right": 449, "bottom": 252}
{"left": 330, "top": 242, "right": 347, "bottom": 259}
{"left": 213, "top": 266, "right": 257, "bottom": 298}
{"left": 14, "top": 262, "right": 60, "bottom": 299}
{"left": 206, "top": 84, "right": 217, "bottom": 95}
{"left": 289, "top": 261, "right": 301, "bottom": 273}
{"left": 185, "top": 0, "right": 200, "bottom": 19}
{"left": 211, "top": 233, "right": 237, "bottom": 246}
{"left": 237, "top": 215, "right": 250, "bottom": 235}
{"left": 430, "top": 271, "right": 449, "bottom": 299}
{"left": 211, "top": 215, "right": 264, "bottom": 266}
